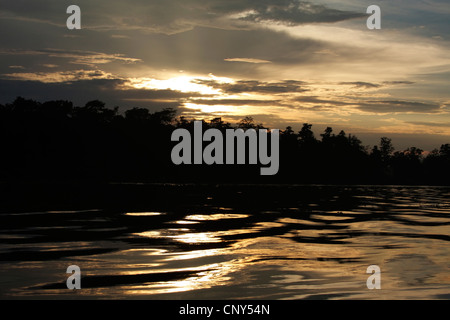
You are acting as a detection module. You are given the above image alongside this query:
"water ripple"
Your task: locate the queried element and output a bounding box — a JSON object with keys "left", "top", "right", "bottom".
{"left": 1, "top": 185, "right": 449, "bottom": 299}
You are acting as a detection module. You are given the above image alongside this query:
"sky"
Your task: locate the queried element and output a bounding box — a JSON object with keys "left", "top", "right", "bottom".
{"left": 0, "top": 0, "right": 449, "bottom": 150}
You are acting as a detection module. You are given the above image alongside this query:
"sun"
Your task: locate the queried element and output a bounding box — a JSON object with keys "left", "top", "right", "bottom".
{"left": 127, "top": 74, "right": 233, "bottom": 96}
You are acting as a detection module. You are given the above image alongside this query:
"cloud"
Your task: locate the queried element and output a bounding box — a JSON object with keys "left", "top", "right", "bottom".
{"left": 3, "top": 69, "right": 115, "bottom": 83}
{"left": 111, "top": 35, "right": 131, "bottom": 39}
{"left": 41, "top": 64, "right": 59, "bottom": 68}
{"left": 224, "top": 58, "right": 272, "bottom": 64}
{"left": 0, "top": 48, "right": 142, "bottom": 67}
{"left": 0, "top": 78, "right": 198, "bottom": 112}
{"left": 0, "top": 0, "right": 448, "bottom": 151}
{"left": 339, "top": 81, "right": 416, "bottom": 89}
{"left": 193, "top": 79, "right": 308, "bottom": 94}
{"left": 382, "top": 81, "right": 415, "bottom": 86}
{"left": 313, "top": 49, "right": 338, "bottom": 56}
{"left": 187, "top": 98, "right": 282, "bottom": 106}
{"left": 1, "top": 9, "right": 412, "bottom": 80}
{"left": 340, "top": 82, "right": 382, "bottom": 89}
{"left": 0, "top": 0, "right": 365, "bottom": 35}
{"left": 294, "top": 96, "right": 352, "bottom": 106}
{"left": 357, "top": 100, "right": 442, "bottom": 114}
{"left": 291, "top": 95, "right": 446, "bottom": 116}
{"left": 119, "top": 26, "right": 341, "bottom": 77}
{"left": 237, "top": 0, "right": 364, "bottom": 25}
{"left": 407, "top": 121, "right": 450, "bottom": 127}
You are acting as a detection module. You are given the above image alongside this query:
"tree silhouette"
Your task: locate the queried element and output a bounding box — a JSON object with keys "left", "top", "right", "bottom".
{"left": 380, "top": 137, "right": 394, "bottom": 161}
{"left": 237, "top": 116, "right": 264, "bottom": 130}
{"left": 298, "top": 123, "right": 315, "bottom": 144}
{"left": 0, "top": 97, "right": 449, "bottom": 185}
{"left": 320, "top": 127, "right": 333, "bottom": 143}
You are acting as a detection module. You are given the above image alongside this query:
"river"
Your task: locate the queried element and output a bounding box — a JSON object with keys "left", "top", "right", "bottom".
{"left": 1, "top": 184, "right": 449, "bottom": 299}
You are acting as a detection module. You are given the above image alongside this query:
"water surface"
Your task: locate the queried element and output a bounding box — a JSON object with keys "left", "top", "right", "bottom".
{"left": 1, "top": 184, "right": 449, "bottom": 299}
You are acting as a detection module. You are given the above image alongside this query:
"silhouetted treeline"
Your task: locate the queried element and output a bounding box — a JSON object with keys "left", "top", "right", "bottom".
{"left": 1, "top": 97, "right": 449, "bottom": 185}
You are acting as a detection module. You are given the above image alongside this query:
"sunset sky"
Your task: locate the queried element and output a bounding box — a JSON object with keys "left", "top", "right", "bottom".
{"left": 1, "top": 0, "right": 449, "bottom": 150}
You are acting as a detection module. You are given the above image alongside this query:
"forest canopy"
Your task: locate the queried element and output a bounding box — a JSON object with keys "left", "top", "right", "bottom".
{"left": 1, "top": 97, "right": 449, "bottom": 185}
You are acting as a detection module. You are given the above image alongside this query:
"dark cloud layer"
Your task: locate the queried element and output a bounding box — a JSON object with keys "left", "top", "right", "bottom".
{"left": 187, "top": 98, "right": 282, "bottom": 106}
{"left": 357, "top": 100, "right": 441, "bottom": 114}
{"left": 340, "top": 81, "right": 416, "bottom": 89}
{"left": 238, "top": 0, "right": 364, "bottom": 25}
{"left": 294, "top": 96, "right": 352, "bottom": 106}
{"left": 340, "top": 82, "right": 382, "bottom": 89}
{"left": 293, "top": 96, "right": 443, "bottom": 115}
{"left": 0, "top": 79, "right": 190, "bottom": 111}
{"left": 194, "top": 79, "right": 308, "bottom": 94}
{"left": 0, "top": 0, "right": 365, "bottom": 34}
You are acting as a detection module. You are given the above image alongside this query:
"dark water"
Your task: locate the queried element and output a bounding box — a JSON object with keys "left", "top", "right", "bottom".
{"left": 1, "top": 184, "right": 449, "bottom": 299}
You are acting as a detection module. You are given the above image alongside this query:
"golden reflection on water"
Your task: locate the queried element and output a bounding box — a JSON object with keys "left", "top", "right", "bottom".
{"left": 185, "top": 213, "right": 249, "bottom": 221}
{"left": 172, "top": 232, "right": 223, "bottom": 244}
{"left": 120, "top": 249, "right": 255, "bottom": 296}
{"left": 125, "top": 237, "right": 365, "bottom": 297}
{"left": 2, "top": 186, "right": 450, "bottom": 299}
{"left": 136, "top": 228, "right": 190, "bottom": 239}
{"left": 310, "top": 214, "right": 354, "bottom": 221}
{"left": 96, "top": 229, "right": 368, "bottom": 297}
{"left": 125, "top": 212, "right": 166, "bottom": 216}
{"left": 175, "top": 220, "right": 200, "bottom": 224}
{"left": 276, "top": 217, "right": 322, "bottom": 225}
{"left": 165, "top": 249, "right": 222, "bottom": 261}
{"left": 123, "top": 217, "right": 371, "bottom": 297}
{"left": 135, "top": 221, "right": 287, "bottom": 245}
{"left": 126, "top": 265, "right": 232, "bottom": 295}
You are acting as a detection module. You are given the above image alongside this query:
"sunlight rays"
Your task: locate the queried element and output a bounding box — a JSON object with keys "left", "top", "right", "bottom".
{"left": 127, "top": 74, "right": 233, "bottom": 95}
